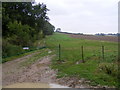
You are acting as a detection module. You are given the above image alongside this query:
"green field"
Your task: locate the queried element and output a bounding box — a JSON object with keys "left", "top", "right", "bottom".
{"left": 45, "top": 33, "right": 118, "bottom": 87}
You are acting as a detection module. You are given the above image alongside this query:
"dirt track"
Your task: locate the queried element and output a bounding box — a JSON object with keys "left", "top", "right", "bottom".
{"left": 2, "top": 51, "right": 57, "bottom": 87}
{"left": 2, "top": 49, "right": 109, "bottom": 88}
{"left": 2, "top": 50, "right": 90, "bottom": 88}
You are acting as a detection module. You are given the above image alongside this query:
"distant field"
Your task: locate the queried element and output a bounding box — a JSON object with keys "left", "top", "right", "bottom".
{"left": 46, "top": 32, "right": 118, "bottom": 87}
{"left": 63, "top": 33, "right": 118, "bottom": 42}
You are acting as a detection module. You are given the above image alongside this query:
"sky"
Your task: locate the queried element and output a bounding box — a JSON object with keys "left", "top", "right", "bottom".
{"left": 35, "top": 0, "right": 119, "bottom": 34}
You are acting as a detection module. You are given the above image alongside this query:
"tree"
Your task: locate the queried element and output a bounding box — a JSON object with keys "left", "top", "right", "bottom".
{"left": 56, "top": 28, "right": 61, "bottom": 32}
{"left": 43, "top": 21, "right": 55, "bottom": 35}
{"left": 2, "top": 2, "right": 55, "bottom": 58}
{"left": 2, "top": 2, "right": 54, "bottom": 38}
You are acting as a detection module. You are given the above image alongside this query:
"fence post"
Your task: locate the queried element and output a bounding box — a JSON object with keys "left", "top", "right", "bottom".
{"left": 59, "top": 44, "right": 61, "bottom": 61}
{"left": 44, "top": 41, "right": 46, "bottom": 47}
{"left": 81, "top": 46, "right": 85, "bottom": 63}
{"left": 102, "top": 46, "right": 104, "bottom": 60}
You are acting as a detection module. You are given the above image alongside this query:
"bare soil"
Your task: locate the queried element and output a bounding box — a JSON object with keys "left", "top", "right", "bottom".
{"left": 2, "top": 52, "right": 56, "bottom": 87}
{"left": 68, "top": 33, "right": 118, "bottom": 42}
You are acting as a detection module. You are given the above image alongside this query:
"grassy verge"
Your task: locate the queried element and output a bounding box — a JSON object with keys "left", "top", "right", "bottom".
{"left": 2, "top": 48, "right": 45, "bottom": 63}
{"left": 20, "top": 48, "right": 54, "bottom": 67}
{"left": 45, "top": 32, "right": 118, "bottom": 87}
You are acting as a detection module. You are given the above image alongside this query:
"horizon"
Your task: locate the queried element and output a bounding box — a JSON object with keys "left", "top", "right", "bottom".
{"left": 55, "top": 31, "right": 119, "bottom": 35}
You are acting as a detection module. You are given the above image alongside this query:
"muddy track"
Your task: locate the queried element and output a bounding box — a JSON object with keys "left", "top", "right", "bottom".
{"left": 2, "top": 49, "right": 108, "bottom": 88}
{"left": 2, "top": 50, "right": 89, "bottom": 88}
{"left": 2, "top": 50, "right": 57, "bottom": 87}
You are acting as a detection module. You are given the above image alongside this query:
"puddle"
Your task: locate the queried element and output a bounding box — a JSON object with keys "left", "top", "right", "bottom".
{"left": 4, "top": 83, "right": 50, "bottom": 88}
{"left": 50, "top": 83, "right": 69, "bottom": 88}
{"left": 4, "top": 83, "right": 70, "bottom": 88}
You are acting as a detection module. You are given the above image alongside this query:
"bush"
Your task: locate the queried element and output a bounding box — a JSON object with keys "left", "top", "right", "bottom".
{"left": 2, "top": 39, "right": 23, "bottom": 58}
{"left": 98, "top": 63, "right": 118, "bottom": 77}
{"left": 7, "top": 21, "right": 35, "bottom": 46}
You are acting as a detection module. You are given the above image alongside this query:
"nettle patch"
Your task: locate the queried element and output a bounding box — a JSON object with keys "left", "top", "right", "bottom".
{"left": 98, "top": 63, "right": 118, "bottom": 77}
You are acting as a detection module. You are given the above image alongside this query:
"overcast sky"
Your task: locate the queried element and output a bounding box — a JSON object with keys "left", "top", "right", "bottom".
{"left": 35, "top": 0, "right": 118, "bottom": 34}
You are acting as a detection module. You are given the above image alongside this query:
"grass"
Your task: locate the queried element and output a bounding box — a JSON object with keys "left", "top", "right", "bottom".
{"left": 2, "top": 48, "right": 46, "bottom": 63}
{"left": 20, "top": 48, "right": 54, "bottom": 67}
{"left": 45, "top": 32, "right": 118, "bottom": 87}
{"left": 2, "top": 32, "right": 118, "bottom": 87}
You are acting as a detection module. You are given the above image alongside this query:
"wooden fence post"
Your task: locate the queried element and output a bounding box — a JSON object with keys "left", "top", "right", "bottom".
{"left": 59, "top": 44, "right": 61, "bottom": 61}
{"left": 102, "top": 46, "right": 104, "bottom": 60}
{"left": 81, "top": 46, "right": 85, "bottom": 63}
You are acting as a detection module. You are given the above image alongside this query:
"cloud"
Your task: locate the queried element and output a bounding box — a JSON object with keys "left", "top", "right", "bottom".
{"left": 35, "top": 0, "right": 119, "bottom": 34}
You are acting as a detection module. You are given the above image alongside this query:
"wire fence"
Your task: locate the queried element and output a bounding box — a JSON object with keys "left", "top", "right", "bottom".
{"left": 57, "top": 44, "right": 117, "bottom": 63}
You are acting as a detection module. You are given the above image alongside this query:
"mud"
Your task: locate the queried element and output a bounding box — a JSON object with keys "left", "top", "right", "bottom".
{"left": 4, "top": 83, "right": 70, "bottom": 88}
{"left": 2, "top": 51, "right": 57, "bottom": 87}
{"left": 2, "top": 50, "right": 108, "bottom": 88}
{"left": 4, "top": 83, "right": 50, "bottom": 88}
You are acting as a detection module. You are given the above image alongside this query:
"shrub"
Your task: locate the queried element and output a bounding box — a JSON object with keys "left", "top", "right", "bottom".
{"left": 2, "top": 39, "right": 23, "bottom": 58}
{"left": 7, "top": 20, "right": 35, "bottom": 46}
{"left": 98, "top": 63, "right": 118, "bottom": 77}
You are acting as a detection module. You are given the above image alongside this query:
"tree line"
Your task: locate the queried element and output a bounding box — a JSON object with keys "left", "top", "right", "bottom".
{"left": 2, "top": 2, "right": 55, "bottom": 58}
